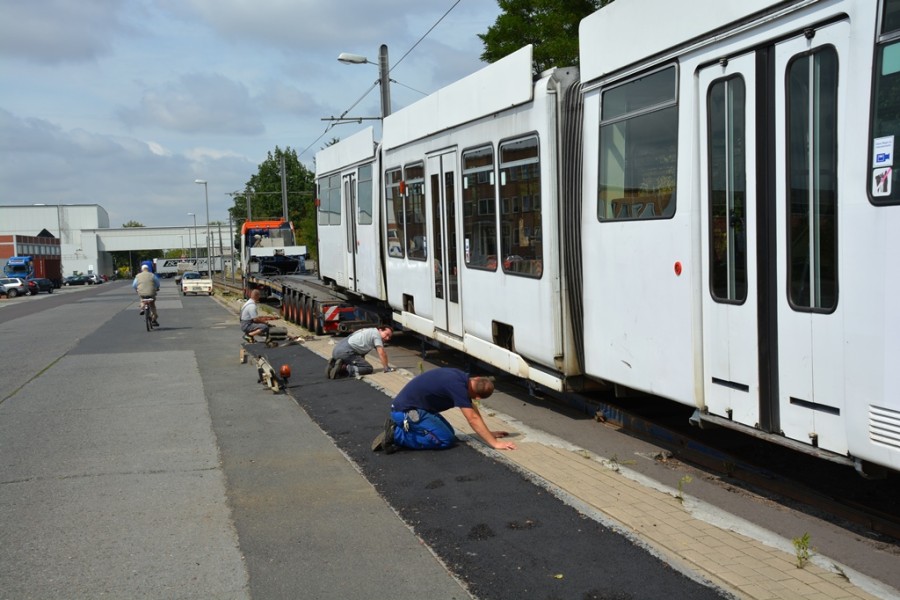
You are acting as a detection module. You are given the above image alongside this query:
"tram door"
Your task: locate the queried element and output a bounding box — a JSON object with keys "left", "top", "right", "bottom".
{"left": 699, "top": 52, "right": 760, "bottom": 428}
{"left": 699, "top": 21, "right": 849, "bottom": 454}
{"left": 773, "top": 23, "right": 848, "bottom": 452}
{"left": 426, "top": 151, "right": 462, "bottom": 336}
{"left": 342, "top": 173, "right": 358, "bottom": 292}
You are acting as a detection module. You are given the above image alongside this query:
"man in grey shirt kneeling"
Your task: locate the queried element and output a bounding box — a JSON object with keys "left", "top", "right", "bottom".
{"left": 327, "top": 325, "right": 394, "bottom": 379}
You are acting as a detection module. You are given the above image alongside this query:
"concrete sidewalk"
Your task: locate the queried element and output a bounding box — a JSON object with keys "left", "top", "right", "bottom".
{"left": 0, "top": 283, "right": 470, "bottom": 599}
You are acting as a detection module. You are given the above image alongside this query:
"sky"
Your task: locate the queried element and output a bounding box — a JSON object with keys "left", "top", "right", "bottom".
{"left": 0, "top": 0, "right": 502, "bottom": 229}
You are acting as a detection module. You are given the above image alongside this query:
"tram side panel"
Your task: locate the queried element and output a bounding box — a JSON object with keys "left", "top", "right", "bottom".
{"left": 579, "top": 69, "right": 697, "bottom": 407}
{"left": 837, "top": 0, "right": 900, "bottom": 471}
{"left": 844, "top": 179, "right": 900, "bottom": 472}
{"left": 382, "top": 70, "right": 580, "bottom": 389}
{"left": 316, "top": 127, "right": 385, "bottom": 300}
{"left": 577, "top": 0, "right": 900, "bottom": 473}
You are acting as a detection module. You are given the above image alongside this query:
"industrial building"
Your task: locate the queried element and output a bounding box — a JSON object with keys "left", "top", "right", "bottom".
{"left": 0, "top": 204, "right": 219, "bottom": 278}
{"left": 0, "top": 204, "right": 111, "bottom": 277}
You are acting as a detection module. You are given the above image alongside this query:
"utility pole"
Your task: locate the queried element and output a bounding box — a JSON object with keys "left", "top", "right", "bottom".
{"left": 280, "top": 157, "right": 289, "bottom": 221}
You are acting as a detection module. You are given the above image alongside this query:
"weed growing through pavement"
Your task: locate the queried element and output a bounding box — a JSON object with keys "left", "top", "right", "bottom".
{"left": 792, "top": 533, "right": 814, "bottom": 568}
{"left": 608, "top": 454, "right": 621, "bottom": 472}
{"left": 676, "top": 475, "right": 693, "bottom": 503}
{"left": 604, "top": 454, "right": 637, "bottom": 472}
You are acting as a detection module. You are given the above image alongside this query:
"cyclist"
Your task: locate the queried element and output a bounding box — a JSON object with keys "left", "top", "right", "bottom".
{"left": 132, "top": 264, "right": 160, "bottom": 326}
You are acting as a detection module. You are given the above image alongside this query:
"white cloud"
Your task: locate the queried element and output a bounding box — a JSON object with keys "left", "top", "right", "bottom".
{"left": 146, "top": 141, "right": 172, "bottom": 156}
{"left": 0, "top": 0, "right": 502, "bottom": 226}
{"left": 118, "top": 73, "right": 264, "bottom": 134}
{"left": 0, "top": 0, "right": 136, "bottom": 64}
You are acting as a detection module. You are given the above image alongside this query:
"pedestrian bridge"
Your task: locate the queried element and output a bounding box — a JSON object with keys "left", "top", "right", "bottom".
{"left": 83, "top": 225, "right": 232, "bottom": 253}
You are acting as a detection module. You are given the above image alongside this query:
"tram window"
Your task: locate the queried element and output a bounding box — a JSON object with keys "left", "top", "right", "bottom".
{"left": 598, "top": 66, "right": 678, "bottom": 221}
{"left": 318, "top": 174, "right": 341, "bottom": 226}
{"left": 884, "top": 0, "right": 900, "bottom": 33}
{"left": 707, "top": 76, "right": 748, "bottom": 304}
{"left": 499, "top": 136, "right": 542, "bottom": 278}
{"left": 358, "top": 164, "right": 373, "bottom": 225}
{"left": 384, "top": 168, "right": 404, "bottom": 258}
{"left": 405, "top": 163, "right": 427, "bottom": 261}
{"left": 317, "top": 180, "right": 324, "bottom": 225}
{"left": 787, "top": 47, "right": 838, "bottom": 312}
{"left": 871, "top": 39, "right": 900, "bottom": 204}
{"left": 462, "top": 146, "right": 497, "bottom": 271}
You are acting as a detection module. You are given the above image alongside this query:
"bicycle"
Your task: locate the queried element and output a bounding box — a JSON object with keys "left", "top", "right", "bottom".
{"left": 140, "top": 296, "right": 158, "bottom": 331}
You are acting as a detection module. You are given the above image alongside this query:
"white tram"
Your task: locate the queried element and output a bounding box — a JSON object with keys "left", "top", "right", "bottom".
{"left": 317, "top": 0, "right": 900, "bottom": 474}
{"left": 317, "top": 46, "right": 582, "bottom": 391}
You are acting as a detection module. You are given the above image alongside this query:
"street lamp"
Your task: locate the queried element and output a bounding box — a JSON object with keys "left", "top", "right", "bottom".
{"left": 337, "top": 44, "right": 391, "bottom": 118}
{"left": 195, "top": 179, "right": 211, "bottom": 275}
{"left": 187, "top": 212, "right": 197, "bottom": 264}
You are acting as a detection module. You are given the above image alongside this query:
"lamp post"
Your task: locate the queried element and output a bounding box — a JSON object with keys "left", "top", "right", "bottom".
{"left": 187, "top": 212, "right": 197, "bottom": 265}
{"left": 337, "top": 44, "right": 391, "bottom": 119}
{"left": 228, "top": 214, "right": 235, "bottom": 285}
{"left": 194, "top": 179, "right": 211, "bottom": 275}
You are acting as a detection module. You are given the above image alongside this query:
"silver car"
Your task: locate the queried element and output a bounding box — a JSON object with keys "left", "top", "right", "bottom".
{"left": 0, "top": 277, "right": 28, "bottom": 298}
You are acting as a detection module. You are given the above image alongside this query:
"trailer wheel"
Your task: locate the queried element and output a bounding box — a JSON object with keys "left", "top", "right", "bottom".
{"left": 292, "top": 294, "right": 300, "bottom": 324}
{"left": 313, "top": 301, "right": 324, "bottom": 336}
{"left": 297, "top": 295, "right": 307, "bottom": 330}
{"left": 303, "top": 297, "right": 316, "bottom": 331}
{"left": 301, "top": 297, "right": 309, "bottom": 331}
{"left": 306, "top": 297, "right": 316, "bottom": 331}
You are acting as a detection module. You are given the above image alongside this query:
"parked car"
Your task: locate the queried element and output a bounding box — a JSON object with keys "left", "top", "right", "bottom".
{"left": 63, "top": 275, "right": 93, "bottom": 286}
{"left": 26, "top": 278, "right": 54, "bottom": 295}
{"left": 87, "top": 274, "right": 103, "bottom": 284}
{"left": 0, "top": 277, "right": 28, "bottom": 298}
{"left": 181, "top": 271, "right": 213, "bottom": 296}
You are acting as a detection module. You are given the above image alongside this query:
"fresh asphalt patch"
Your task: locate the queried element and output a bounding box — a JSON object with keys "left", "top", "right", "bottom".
{"left": 252, "top": 344, "right": 730, "bottom": 600}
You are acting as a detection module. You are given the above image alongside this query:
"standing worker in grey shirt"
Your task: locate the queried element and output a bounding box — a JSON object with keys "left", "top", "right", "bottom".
{"left": 327, "top": 326, "right": 394, "bottom": 379}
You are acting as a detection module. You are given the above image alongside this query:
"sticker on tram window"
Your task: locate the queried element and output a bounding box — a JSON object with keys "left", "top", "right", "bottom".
{"left": 873, "top": 167, "right": 893, "bottom": 197}
{"left": 873, "top": 135, "right": 894, "bottom": 168}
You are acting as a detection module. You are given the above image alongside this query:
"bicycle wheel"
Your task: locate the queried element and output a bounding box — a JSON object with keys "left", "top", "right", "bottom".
{"left": 145, "top": 307, "right": 152, "bottom": 331}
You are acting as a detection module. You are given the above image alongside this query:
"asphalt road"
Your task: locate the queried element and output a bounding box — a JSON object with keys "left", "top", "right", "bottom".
{"left": 0, "top": 281, "right": 469, "bottom": 599}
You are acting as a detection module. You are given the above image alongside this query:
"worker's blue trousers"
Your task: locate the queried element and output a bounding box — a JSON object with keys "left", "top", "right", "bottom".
{"left": 390, "top": 409, "right": 457, "bottom": 450}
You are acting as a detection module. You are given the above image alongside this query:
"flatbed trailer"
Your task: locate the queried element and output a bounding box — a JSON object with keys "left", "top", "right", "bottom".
{"left": 245, "top": 272, "right": 391, "bottom": 337}
{"left": 238, "top": 218, "right": 392, "bottom": 337}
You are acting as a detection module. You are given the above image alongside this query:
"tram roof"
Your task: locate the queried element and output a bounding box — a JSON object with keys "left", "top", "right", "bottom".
{"left": 579, "top": 0, "right": 795, "bottom": 82}
{"left": 381, "top": 45, "right": 534, "bottom": 151}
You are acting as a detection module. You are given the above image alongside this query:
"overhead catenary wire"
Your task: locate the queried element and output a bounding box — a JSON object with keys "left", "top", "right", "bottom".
{"left": 298, "top": 0, "right": 464, "bottom": 160}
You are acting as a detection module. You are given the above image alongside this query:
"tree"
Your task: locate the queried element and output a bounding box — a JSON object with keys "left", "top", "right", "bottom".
{"left": 122, "top": 220, "right": 145, "bottom": 227}
{"left": 479, "top": 0, "right": 610, "bottom": 74}
{"left": 229, "top": 146, "right": 317, "bottom": 259}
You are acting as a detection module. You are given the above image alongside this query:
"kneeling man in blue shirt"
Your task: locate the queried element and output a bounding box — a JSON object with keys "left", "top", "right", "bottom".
{"left": 372, "top": 368, "right": 516, "bottom": 453}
